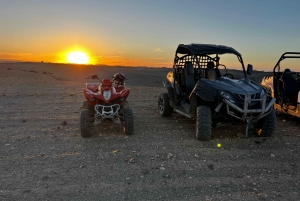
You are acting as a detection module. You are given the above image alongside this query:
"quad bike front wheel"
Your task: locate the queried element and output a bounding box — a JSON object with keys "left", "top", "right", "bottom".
{"left": 196, "top": 105, "right": 212, "bottom": 141}
{"left": 254, "top": 109, "right": 276, "bottom": 137}
{"left": 80, "top": 109, "right": 92, "bottom": 137}
{"left": 82, "top": 101, "right": 95, "bottom": 117}
{"left": 123, "top": 108, "right": 134, "bottom": 135}
{"left": 158, "top": 93, "right": 173, "bottom": 116}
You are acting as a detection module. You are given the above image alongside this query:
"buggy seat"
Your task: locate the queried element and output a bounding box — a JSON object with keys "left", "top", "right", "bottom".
{"left": 280, "top": 68, "right": 300, "bottom": 104}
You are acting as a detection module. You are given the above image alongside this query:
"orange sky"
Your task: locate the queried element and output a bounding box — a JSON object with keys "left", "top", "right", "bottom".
{"left": 1, "top": 1, "right": 300, "bottom": 70}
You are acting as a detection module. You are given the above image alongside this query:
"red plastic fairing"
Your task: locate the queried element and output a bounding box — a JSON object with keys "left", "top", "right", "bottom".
{"left": 115, "top": 85, "right": 125, "bottom": 92}
{"left": 120, "top": 88, "right": 130, "bottom": 97}
{"left": 101, "top": 78, "right": 112, "bottom": 90}
{"left": 86, "top": 85, "right": 97, "bottom": 92}
{"left": 83, "top": 86, "right": 130, "bottom": 104}
{"left": 83, "top": 88, "right": 97, "bottom": 106}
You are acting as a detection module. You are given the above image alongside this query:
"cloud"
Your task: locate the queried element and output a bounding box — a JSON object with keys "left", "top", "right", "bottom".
{"left": 0, "top": 52, "right": 32, "bottom": 57}
{"left": 154, "top": 48, "right": 164, "bottom": 52}
{"left": 118, "top": 51, "right": 126, "bottom": 54}
{"left": 148, "top": 58, "right": 164, "bottom": 61}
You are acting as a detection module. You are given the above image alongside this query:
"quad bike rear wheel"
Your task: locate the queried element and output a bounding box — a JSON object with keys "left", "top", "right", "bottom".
{"left": 196, "top": 105, "right": 212, "bottom": 140}
{"left": 80, "top": 109, "right": 92, "bottom": 137}
{"left": 254, "top": 109, "right": 276, "bottom": 137}
{"left": 123, "top": 108, "right": 133, "bottom": 135}
{"left": 158, "top": 93, "right": 173, "bottom": 116}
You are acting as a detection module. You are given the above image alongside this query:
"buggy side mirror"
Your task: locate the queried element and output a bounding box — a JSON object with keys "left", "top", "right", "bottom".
{"left": 247, "top": 64, "right": 253, "bottom": 75}
{"left": 296, "top": 72, "right": 300, "bottom": 77}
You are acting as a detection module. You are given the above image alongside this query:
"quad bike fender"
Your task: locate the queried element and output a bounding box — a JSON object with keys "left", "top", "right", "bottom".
{"left": 83, "top": 88, "right": 97, "bottom": 105}
{"left": 113, "top": 88, "right": 130, "bottom": 105}
{"left": 115, "top": 85, "right": 125, "bottom": 92}
{"left": 86, "top": 83, "right": 99, "bottom": 92}
{"left": 120, "top": 88, "right": 130, "bottom": 97}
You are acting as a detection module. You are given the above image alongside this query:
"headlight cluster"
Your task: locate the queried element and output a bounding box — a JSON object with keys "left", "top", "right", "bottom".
{"left": 220, "top": 91, "right": 235, "bottom": 103}
{"left": 103, "top": 90, "right": 111, "bottom": 100}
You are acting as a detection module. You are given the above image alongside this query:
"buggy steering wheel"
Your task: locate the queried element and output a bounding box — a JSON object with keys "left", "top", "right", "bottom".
{"left": 223, "top": 73, "right": 234, "bottom": 79}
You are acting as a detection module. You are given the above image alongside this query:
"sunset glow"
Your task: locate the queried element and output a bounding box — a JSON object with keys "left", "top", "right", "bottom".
{"left": 67, "top": 51, "right": 89, "bottom": 64}
{"left": 1, "top": 2, "right": 300, "bottom": 70}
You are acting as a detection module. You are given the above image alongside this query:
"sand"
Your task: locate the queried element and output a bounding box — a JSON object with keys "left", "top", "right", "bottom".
{"left": 0, "top": 63, "right": 299, "bottom": 200}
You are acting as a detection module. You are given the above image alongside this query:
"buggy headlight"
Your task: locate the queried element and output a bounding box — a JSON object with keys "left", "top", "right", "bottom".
{"left": 220, "top": 91, "right": 235, "bottom": 104}
{"left": 103, "top": 90, "right": 111, "bottom": 100}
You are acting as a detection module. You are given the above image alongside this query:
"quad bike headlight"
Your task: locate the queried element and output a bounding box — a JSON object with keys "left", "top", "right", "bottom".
{"left": 220, "top": 91, "right": 235, "bottom": 104}
{"left": 103, "top": 90, "right": 111, "bottom": 100}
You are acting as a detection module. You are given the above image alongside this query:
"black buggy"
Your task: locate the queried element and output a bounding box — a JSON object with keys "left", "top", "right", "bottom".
{"left": 158, "top": 44, "right": 276, "bottom": 140}
{"left": 261, "top": 52, "right": 300, "bottom": 118}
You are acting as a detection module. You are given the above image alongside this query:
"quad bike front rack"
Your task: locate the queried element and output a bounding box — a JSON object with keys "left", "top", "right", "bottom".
{"left": 94, "top": 104, "right": 121, "bottom": 125}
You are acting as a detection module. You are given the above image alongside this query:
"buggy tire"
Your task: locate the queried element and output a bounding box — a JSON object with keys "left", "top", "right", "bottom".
{"left": 196, "top": 105, "right": 212, "bottom": 141}
{"left": 80, "top": 109, "right": 92, "bottom": 137}
{"left": 123, "top": 108, "right": 134, "bottom": 135}
{"left": 158, "top": 93, "right": 173, "bottom": 116}
{"left": 254, "top": 109, "right": 276, "bottom": 137}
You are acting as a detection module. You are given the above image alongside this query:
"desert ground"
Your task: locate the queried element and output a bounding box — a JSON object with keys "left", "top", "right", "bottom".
{"left": 0, "top": 63, "right": 299, "bottom": 201}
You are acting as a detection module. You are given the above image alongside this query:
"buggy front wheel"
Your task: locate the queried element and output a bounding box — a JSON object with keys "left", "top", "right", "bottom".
{"left": 254, "top": 109, "right": 276, "bottom": 137}
{"left": 196, "top": 105, "right": 212, "bottom": 140}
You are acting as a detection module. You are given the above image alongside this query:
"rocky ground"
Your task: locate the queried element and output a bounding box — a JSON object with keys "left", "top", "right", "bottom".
{"left": 0, "top": 63, "right": 299, "bottom": 201}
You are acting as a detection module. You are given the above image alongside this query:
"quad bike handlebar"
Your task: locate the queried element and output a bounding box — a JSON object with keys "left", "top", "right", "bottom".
{"left": 85, "top": 74, "right": 101, "bottom": 81}
{"left": 85, "top": 73, "right": 127, "bottom": 85}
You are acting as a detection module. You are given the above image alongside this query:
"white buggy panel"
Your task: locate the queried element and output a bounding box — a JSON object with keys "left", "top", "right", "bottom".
{"left": 260, "top": 76, "right": 274, "bottom": 93}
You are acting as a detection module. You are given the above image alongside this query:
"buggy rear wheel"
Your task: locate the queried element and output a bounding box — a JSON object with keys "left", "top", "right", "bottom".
{"left": 80, "top": 109, "right": 92, "bottom": 137}
{"left": 123, "top": 108, "right": 134, "bottom": 135}
{"left": 158, "top": 93, "right": 173, "bottom": 116}
{"left": 196, "top": 105, "right": 212, "bottom": 141}
{"left": 254, "top": 109, "right": 276, "bottom": 137}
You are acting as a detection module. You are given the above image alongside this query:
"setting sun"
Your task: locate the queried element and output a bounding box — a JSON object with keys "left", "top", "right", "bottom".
{"left": 67, "top": 51, "right": 89, "bottom": 64}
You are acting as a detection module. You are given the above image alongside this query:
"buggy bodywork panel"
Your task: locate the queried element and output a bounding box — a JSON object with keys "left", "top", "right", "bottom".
{"left": 261, "top": 52, "right": 300, "bottom": 117}
{"left": 165, "top": 43, "right": 276, "bottom": 124}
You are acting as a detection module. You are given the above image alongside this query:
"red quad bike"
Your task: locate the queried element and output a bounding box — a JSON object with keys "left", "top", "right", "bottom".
{"left": 80, "top": 73, "right": 133, "bottom": 137}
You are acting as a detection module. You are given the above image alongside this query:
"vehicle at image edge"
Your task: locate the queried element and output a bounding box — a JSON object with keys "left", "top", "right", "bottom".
{"left": 80, "top": 73, "right": 133, "bottom": 137}
{"left": 260, "top": 52, "right": 300, "bottom": 118}
{"left": 158, "top": 44, "right": 276, "bottom": 140}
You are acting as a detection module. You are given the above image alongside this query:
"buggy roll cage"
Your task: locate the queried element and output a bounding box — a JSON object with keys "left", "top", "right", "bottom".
{"left": 273, "top": 52, "right": 300, "bottom": 75}
{"left": 173, "top": 44, "right": 248, "bottom": 78}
